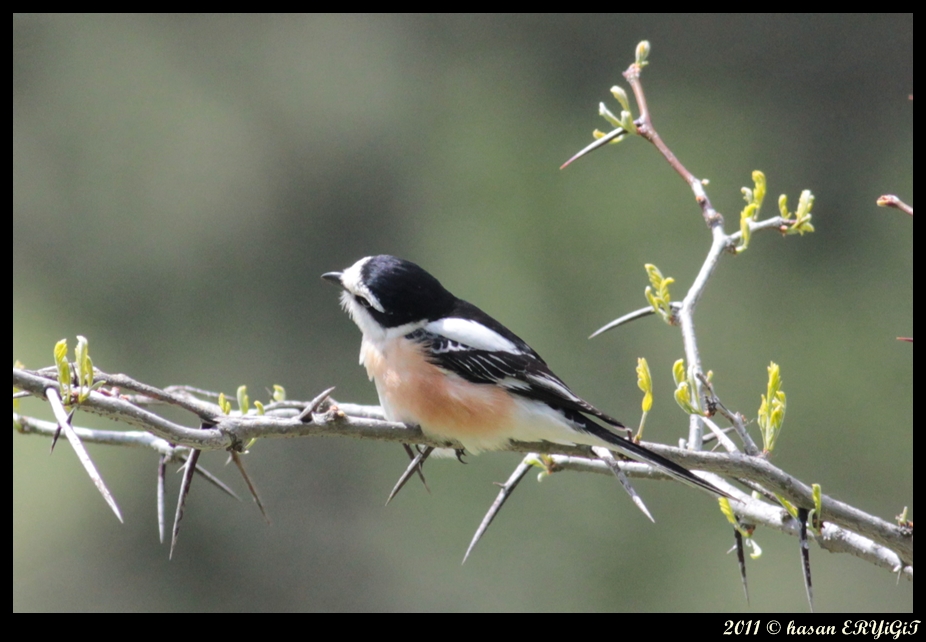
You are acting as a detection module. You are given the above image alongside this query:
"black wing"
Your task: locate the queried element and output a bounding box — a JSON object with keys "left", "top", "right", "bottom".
{"left": 405, "top": 326, "right": 626, "bottom": 430}
{"left": 406, "top": 324, "right": 728, "bottom": 498}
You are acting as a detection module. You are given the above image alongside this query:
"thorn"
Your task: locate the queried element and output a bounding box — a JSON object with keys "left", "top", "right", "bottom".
{"left": 734, "top": 528, "right": 749, "bottom": 604}
{"left": 45, "top": 386, "right": 123, "bottom": 523}
{"left": 296, "top": 386, "right": 336, "bottom": 422}
{"left": 157, "top": 455, "right": 167, "bottom": 544}
{"left": 403, "top": 444, "right": 430, "bottom": 493}
{"left": 560, "top": 127, "right": 627, "bottom": 169}
{"left": 454, "top": 448, "right": 467, "bottom": 464}
{"left": 191, "top": 459, "right": 241, "bottom": 501}
{"left": 592, "top": 447, "right": 654, "bottom": 522}
{"left": 589, "top": 306, "right": 657, "bottom": 339}
{"left": 386, "top": 446, "right": 434, "bottom": 506}
{"left": 230, "top": 451, "right": 271, "bottom": 524}
{"left": 170, "top": 449, "right": 200, "bottom": 560}
{"left": 50, "top": 424, "right": 62, "bottom": 454}
{"left": 463, "top": 457, "right": 533, "bottom": 564}
{"left": 798, "top": 507, "right": 814, "bottom": 612}
{"left": 49, "top": 406, "right": 76, "bottom": 454}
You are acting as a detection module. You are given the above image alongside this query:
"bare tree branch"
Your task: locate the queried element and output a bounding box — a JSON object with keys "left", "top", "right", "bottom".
{"left": 13, "top": 365, "right": 913, "bottom": 570}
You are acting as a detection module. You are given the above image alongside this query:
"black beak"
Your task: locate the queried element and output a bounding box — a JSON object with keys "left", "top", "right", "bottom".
{"left": 321, "top": 271, "right": 344, "bottom": 287}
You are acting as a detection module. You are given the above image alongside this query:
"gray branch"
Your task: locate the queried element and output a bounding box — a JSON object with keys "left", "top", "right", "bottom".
{"left": 13, "top": 366, "right": 913, "bottom": 572}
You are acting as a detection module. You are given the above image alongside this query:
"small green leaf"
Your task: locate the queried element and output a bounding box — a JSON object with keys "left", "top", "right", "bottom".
{"left": 775, "top": 493, "right": 800, "bottom": 519}
{"left": 758, "top": 362, "right": 786, "bottom": 453}
{"left": 786, "top": 189, "right": 815, "bottom": 235}
{"left": 644, "top": 287, "right": 659, "bottom": 313}
{"left": 719, "top": 497, "right": 737, "bottom": 525}
{"left": 254, "top": 400, "right": 265, "bottom": 415}
{"left": 74, "top": 335, "right": 94, "bottom": 402}
{"left": 636, "top": 358, "right": 653, "bottom": 413}
{"left": 736, "top": 171, "right": 767, "bottom": 253}
{"left": 751, "top": 171, "right": 766, "bottom": 209}
{"left": 523, "top": 453, "right": 553, "bottom": 481}
{"left": 54, "top": 339, "right": 70, "bottom": 401}
{"left": 797, "top": 189, "right": 814, "bottom": 217}
{"left": 767, "top": 362, "right": 781, "bottom": 391}
{"left": 218, "top": 392, "right": 231, "bottom": 415}
{"left": 674, "top": 381, "right": 697, "bottom": 415}
{"left": 635, "top": 357, "right": 652, "bottom": 440}
{"left": 738, "top": 207, "right": 753, "bottom": 252}
{"left": 610, "top": 86, "right": 631, "bottom": 113}
{"left": 671, "top": 359, "right": 702, "bottom": 416}
{"left": 272, "top": 385, "right": 286, "bottom": 402}
{"left": 635, "top": 40, "right": 650, "bottom": 66}
{"left": 237, "top": 385, "right": 250, "bottom": 414}
{"left": 643, "top": 264, "right": 674, "bottom": 323}
{"left": 599, "top": 102, "right": 622, "bottom": 129}
{"left": 811, "top": 483, "right": 823, "bottom": 533}
{"left": 778, "top": 193, "right": 789, "bottom": 219}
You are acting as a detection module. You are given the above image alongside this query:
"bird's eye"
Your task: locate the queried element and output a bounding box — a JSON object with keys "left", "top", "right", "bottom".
{"left": 355, "top": 295, "right": 371, "bottom": 308}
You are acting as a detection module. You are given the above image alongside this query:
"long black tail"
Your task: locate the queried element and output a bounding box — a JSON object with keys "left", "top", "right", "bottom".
{"left": 576, "top": 415, "right": 730, "bottom": 498}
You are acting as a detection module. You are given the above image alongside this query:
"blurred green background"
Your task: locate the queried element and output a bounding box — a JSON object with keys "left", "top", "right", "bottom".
{"left": 13, "top": 14, "right": 912, "bottom": 612}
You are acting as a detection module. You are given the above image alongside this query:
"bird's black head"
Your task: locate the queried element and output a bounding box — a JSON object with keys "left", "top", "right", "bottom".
{"left": 323, "top": 255, "right": 457, "bottom": 330}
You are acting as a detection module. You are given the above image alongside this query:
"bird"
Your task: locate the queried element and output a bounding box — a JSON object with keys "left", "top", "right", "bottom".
{"left": 322, "top": 254, "right": 725, "bottom": 498}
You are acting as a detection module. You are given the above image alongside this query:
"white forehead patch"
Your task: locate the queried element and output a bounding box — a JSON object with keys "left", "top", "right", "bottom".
{"left": 339, "top": 256, "right": 384, "bottom": 313}
{"left": 425, "top": 318, "right": 521, "bottom": 353}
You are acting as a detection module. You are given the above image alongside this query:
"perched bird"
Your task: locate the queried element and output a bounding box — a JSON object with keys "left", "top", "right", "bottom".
{"left": 323, "top": 255, "right": 724, "bottom": 497}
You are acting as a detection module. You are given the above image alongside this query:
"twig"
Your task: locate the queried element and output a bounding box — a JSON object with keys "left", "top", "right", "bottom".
{"left": 16, "top": 414, "right": 185, "bottom": 455}
{"left": 17, "top": 369, "right": 226, "bottom": 448}
{"left": 877, "top": 195, "right": 913, "bottom": 216}
{"left": 699, "top": 416, "right": 740, "bottom": 454}
{"left": 697, "top": 375, "right": 760, "bottom": 456}
{"left": 69, "top": 369, "right": 218, "bottom": 420}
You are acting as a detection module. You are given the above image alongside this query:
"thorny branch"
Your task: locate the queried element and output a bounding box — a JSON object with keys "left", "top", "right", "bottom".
{"left": 12, "top": 365, "right": 913, "bottom": 572}
{"left": 552, "top": 40, "right": 911, "bottom": 596}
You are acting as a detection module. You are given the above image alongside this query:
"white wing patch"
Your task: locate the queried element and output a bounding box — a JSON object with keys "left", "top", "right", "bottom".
{"left": 425, "top": 318, "right": 521, "bottom": 353}
{"left": 499, "top": 377, "right": 530, "bottom": 390}
{"left": 526, "top": 372, "right": 583, "bottom": 403}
